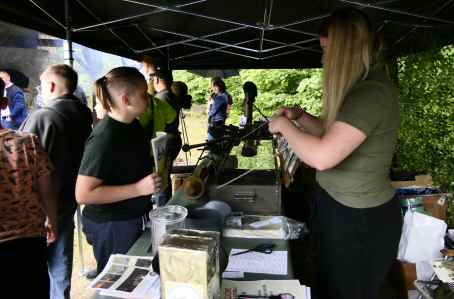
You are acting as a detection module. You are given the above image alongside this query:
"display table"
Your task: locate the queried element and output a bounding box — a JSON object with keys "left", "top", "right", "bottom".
{"left": 414, "top": 279, "right": 454, "bottom": 299}
{"left": 414, "top": 280, "right": 436, "bottom": 299}
{"left": 91, "top": 229, "right": 294, "bottom": 298}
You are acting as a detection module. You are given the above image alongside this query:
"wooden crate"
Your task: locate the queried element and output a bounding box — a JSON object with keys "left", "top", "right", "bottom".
{"left": 399, "top": 193, "right": 449, "bottom": 220}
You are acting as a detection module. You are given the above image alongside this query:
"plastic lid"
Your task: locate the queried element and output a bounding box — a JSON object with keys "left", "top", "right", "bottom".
{"left": 149, "top": 205, "right": 188, "bottom": 224}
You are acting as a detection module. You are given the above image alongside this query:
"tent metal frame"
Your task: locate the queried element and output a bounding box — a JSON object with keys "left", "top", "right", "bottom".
{"left": 28, "top": 0, "right": 454, "bottom": 65}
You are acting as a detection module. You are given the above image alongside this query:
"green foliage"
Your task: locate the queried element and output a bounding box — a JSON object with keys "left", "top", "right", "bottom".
{"left": 296, "top": 70, "right": 323, "bottom": 115}
{"left": 231, "top": 140, "right": 275, "bottom": 169}
{"left": 395, "top": 45, "right": 454, "bottom": 226}
{"left": 396, "top": 45, "right": 454, "bottom": 192}
{"left": 174, "top": 68, "right": 324, "bottom": 169}
{"left": 239, "top": 69, "right": 310, "bottom": 94}
{"left": 174, "top": 68, "right": 323, "bottom": 116}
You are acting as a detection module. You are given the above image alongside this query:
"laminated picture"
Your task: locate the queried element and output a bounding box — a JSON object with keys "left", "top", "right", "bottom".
{"left": 116, "top": 268, "right": 149, "bottom": 292}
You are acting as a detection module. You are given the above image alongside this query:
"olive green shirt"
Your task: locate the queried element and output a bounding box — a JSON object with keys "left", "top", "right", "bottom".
{"left": 316, "top": 70, "right": 400, "bottom": 208}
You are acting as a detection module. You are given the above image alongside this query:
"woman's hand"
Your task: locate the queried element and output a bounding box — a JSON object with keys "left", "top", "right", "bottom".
{"left": 275, "top": 106, "right": 304, "bottom": 120}
{"left": 268, "top": 116, "right": 291, "bottom": 134}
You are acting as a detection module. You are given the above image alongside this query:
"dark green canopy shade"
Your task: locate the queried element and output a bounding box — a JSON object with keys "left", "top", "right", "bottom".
{"left": 0, "top": 0, "right": 452, "bottom": 69}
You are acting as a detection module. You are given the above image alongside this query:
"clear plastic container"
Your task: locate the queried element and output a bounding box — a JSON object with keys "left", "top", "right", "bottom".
{"left": 149, "top": 205, "right": 188, "bottom": 255}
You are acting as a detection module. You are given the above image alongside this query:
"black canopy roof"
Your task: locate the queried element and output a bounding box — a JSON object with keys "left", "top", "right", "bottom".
{"left": 0, "top": 0, "right": 453, "bottom": 69}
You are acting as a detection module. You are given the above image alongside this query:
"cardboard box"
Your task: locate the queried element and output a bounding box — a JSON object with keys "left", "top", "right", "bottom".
{"left": 159, "top": 229, "right": 220, "bottom": 299}
{"left": 399, "top": 193, "right": 449, "bottom": 221}
{"left": 207, "top": 169, "right": 281, "bottom": 215}
{"left": 398, "top": 261, "right": 417, "bottom": 290}
{"left": 391, "top": 174, "right": 433, "bottom": 188}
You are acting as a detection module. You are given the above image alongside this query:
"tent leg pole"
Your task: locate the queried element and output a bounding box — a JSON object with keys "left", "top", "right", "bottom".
{"left": 76, "top": 206, "right": 87, "bottom": 276}
{"left": 65, "top": 0, "right": 86, "bottom": 276}
{"left": 65, "top": 0, "right": 74, "bottom": 67}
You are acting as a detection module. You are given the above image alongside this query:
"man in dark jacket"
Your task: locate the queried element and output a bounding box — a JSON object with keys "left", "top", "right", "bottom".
{"left": 20, "top": 64, "right": 93, "bottom": 299}
{"left": 0, "top": 70, "right": 28, "bottom": 129}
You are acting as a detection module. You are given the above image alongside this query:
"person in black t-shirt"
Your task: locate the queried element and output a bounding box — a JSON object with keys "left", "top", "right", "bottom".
{"left": 76, "top": 67, "right": 161, "bottom": 273}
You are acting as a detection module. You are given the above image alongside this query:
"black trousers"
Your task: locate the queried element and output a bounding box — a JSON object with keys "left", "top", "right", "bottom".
{"left": 0, "top": 237, "right": 49, "bottom": 298}
{"left": 314, "top": 186, "right": 402, "bottom": 299}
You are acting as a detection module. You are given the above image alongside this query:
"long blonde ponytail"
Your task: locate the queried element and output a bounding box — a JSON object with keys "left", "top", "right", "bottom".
{"left": 321, "top": 9, "right": 375, "bottom": 132}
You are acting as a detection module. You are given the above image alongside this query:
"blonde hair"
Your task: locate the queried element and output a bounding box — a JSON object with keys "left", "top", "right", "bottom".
{"left": 321, "top": 8, "right": 375, "bottom": 131}
{"left": 45, "top": 64, "right": 78, "bottom": 93}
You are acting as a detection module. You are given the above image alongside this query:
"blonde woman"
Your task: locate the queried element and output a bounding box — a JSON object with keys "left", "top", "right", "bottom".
{"left": 269, "top": 8, "right": 401, "bottom": 299}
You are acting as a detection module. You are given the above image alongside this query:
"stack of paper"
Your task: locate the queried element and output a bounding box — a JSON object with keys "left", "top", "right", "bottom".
{"left": 222, "top": 279, "right": 311, "bottom": 299}
{"left": 225, "top": 249, "right": 288, "bottom": 275}
{"left": 90, "top": 254, "right": 160, "bottom": 299}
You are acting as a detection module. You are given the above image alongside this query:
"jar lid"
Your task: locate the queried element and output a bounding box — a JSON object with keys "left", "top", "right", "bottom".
{"left": 149, "top": 205, "right": 188, "bottom": 223}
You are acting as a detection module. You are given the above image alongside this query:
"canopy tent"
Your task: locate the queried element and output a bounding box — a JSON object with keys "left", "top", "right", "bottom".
{"left": 0, "top": 0, "right": 453, "bottom": 70}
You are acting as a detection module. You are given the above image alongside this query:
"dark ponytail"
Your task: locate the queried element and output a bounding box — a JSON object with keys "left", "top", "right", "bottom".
{"left": 94, "top": 76, "right": 113, "bottom": 112}
{"left": 95, "top": 67, "right": 146, "bottom": 112}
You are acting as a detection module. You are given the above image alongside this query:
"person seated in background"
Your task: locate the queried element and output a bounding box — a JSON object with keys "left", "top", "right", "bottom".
{"left": 207, "top": 78, "right": 228, "bottom": 141}
{"left": 0, "top": 70, "right": 28, "bottom": 129}
{"left": 0, "top": 78, "right": 58, "bottom": 299}
{"left": 76, "top": 67, "right": 161, "bottom": 274}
